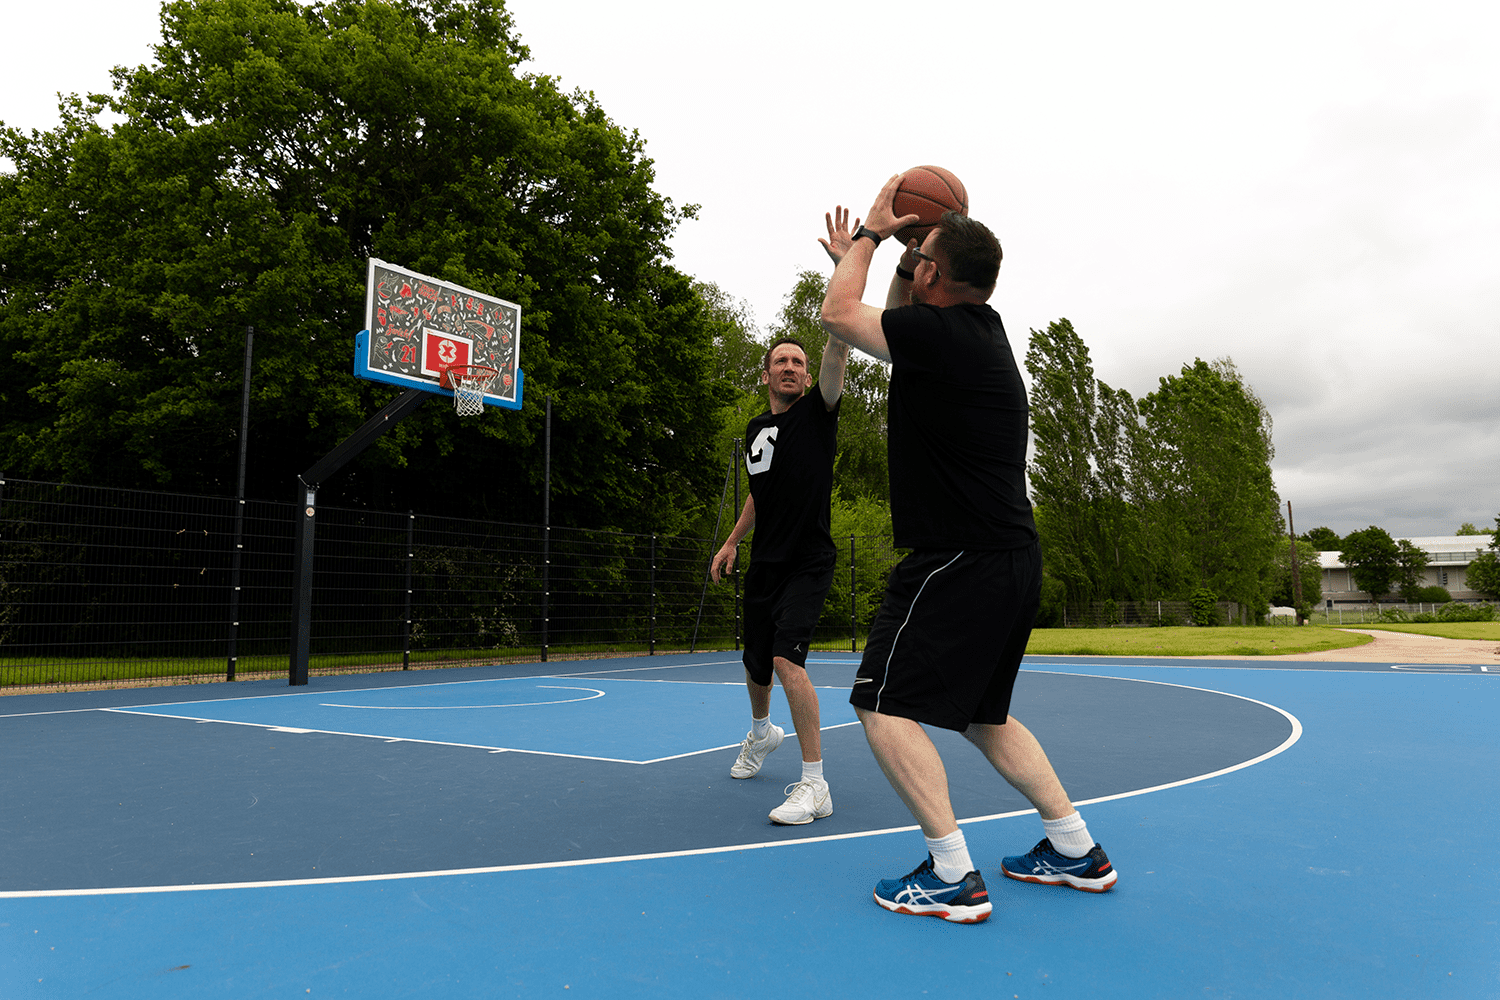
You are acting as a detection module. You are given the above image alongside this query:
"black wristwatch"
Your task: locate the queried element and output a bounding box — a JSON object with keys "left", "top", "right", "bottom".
{"left": 853, "top": 226, "right": 883, "bottom": 246}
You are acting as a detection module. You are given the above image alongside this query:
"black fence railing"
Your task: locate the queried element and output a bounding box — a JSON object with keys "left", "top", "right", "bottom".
{"left": 0, "top": 478, "right": 908, "bottom": 690}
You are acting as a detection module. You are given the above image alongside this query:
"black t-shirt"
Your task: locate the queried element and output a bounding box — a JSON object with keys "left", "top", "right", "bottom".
{"left": 881, "top": 302, "right": 1039, "bottom": 551}
{"left": 743, "top": 388, "right": 840, "bottom": 563}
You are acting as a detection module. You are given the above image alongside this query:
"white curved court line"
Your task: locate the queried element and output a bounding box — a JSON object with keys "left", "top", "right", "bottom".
{"left": 320, "top": 685, "right": 605, "bottom": 709}
{"left": 2, "top": 670, "right": 1305, "bottom": 899}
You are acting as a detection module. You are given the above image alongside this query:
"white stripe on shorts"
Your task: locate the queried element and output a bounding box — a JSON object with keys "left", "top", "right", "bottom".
{"left": 873, "top": 550, "right": 966, "bottom": 715}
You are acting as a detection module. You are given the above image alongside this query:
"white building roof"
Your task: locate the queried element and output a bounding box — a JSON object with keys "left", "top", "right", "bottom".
{"left": 1316, "top": 535, "right": 1495, "bottom": 569}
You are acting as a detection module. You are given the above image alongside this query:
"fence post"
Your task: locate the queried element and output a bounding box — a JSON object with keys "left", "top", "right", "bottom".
{"left": 226, "top": 325, "right": 253, "bottom": 682}
{"left": 227, "top": 497, "right": 245, "bottom": 681}
{"left": 542, "top": 395, "right": 551, "bottom": 663}
{"left": 649, "top": 534, "right": 657, "bottom": 656}
{"left": 288, "top": 482, "right": 316, "bottom": 686}
{"left": 403, "top": 512, "right": 414, "bottom": 670}
{"left": 850, "top": 535, "right": 857, "bottom": 652}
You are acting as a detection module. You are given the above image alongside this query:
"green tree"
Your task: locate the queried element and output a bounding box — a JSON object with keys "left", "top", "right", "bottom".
{"left": 1302, "top": 526, "right": 1343, "bottom": 551}
{"left": 0, "top": 0, "right": 726, "bottom": 532}
{"left": 1465, "top": 513, "right": 1500, "bottom": 598}
{"left": 1137, "top": 358, "right": 1280, "bottom": 614}
{"left": 1026, "top": 318, "right": 1105, "bottom": 606}
{"left": 1396, "top": 539, "right": 1430, "bottom": 602}
{"left": 1340, "top": 526, "right": 1401, "bottom": 601}
{"left": 1027, "top": 329, "right": 1280, "bottom": 615}
{"left": 1455, "top": 522, "right": 1485, "bottom": 536}
{"left": 695, "top": 279, "right": 766, "bottom": 505}
{"left": 1466, "top": 552, "right": 1500, "bottom": 598}
{"left": 1271, "top": 537, "right": 1323, "bottom": 613}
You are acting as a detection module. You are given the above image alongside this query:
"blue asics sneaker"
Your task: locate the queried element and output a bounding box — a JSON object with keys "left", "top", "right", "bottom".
{"left": 1001, "top": 838, "right": 1118, "bottom": 892}
{"left": 873, "top": 855, "right": 992, "bottom": 923}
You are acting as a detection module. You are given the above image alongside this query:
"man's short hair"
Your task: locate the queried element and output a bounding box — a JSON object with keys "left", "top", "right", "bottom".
{"left": 931, "top": 211, "right": 1002, "bottom": 292}
{"left": 763, "top": 336, "right": 807, "bottom": 371}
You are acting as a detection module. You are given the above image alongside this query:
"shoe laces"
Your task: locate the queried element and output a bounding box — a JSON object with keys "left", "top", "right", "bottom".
{"left": 781, "top": 779, "right": 820, "bottom": 803}
{"left": 904, "top": 855, "right": 936, "bottom": 881}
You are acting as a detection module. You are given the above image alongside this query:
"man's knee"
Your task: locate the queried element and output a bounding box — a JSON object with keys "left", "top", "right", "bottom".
{"left": 771, "top": 655, "right": 806, "bottom": 681}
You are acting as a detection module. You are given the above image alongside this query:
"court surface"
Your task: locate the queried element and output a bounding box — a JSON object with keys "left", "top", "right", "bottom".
{"left": 2, "top": 652, "right": 1496, "bottom": 998}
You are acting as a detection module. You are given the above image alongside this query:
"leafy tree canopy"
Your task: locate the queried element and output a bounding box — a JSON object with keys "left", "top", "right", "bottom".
{"left": 0, "top": 0, "right": 728, "bottom": 532}
{"left": 1137, "top": 357, "right": 1281, "bottom": 612}
{"left": 1271, "top": 537, "right": 1322, "bottom": 613}
{"left": 1301, "top": 526, "right": 1342, "bottom": 551}
{"left": 1340, "top": 525, "right": 1401, "bottom": 601}
{"left": 1467, "top": 551, "right": 1500, "bottom": 599}
{"left": 1395, "top": 538, "right": 1430, "bottom": 601}
{"left": 1025, "top": 326, "right": 1280, "bottom": 614}
{"left": 1455, "top": 522, "right": 1486, "bottom": 535}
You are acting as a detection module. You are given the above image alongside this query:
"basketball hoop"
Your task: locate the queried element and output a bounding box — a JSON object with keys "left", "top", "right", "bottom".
{"left": 439, "top": 364, "right": 499, "bottom": 416}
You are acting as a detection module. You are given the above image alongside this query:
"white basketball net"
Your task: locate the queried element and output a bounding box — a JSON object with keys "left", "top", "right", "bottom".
{"left": 449, "top": 366, "right": 498, "bottom": 417}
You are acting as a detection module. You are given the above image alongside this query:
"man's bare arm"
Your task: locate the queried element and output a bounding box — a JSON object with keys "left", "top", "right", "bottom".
{"left": 820, "top": 235, "right": 891, "bottom": 362}
{"left": 710, "top": 493, "right": 755, "bottom": 583}
{"left": 819, "top": 175, "right": 918, "bottom": 363}
{"left": 818, "top": 336, "right": 849, "bottom": 410}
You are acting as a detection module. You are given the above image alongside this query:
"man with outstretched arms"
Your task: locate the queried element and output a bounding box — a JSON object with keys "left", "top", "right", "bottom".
{"left": 708, "top": 211, "right": 857, "bottom": 825}
{"left": 818, "top": 176, "right": 1118, "bottom": 923}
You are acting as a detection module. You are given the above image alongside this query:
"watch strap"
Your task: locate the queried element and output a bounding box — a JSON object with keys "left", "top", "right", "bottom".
{"left": 853, "top": 226, "right": 883, "bottom": 246}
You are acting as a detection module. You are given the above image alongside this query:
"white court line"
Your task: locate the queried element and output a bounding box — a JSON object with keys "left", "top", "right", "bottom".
{"left": 319, "top": 685, "right": 606, "bottom": 709}
{"left": 1024, "top": 658, "right": 1495, "bottom": 675}
{"left": 0, "top": 707, "right": 1300, "bottom": 900}
{"left": 97, "top": 704, "right": 864, "bottom": 765}
{"left": 0, "top": 659, "right": 750, "bottom": 720}
{"left": 6, "top": 672, "right": 1306, "bottom": 899}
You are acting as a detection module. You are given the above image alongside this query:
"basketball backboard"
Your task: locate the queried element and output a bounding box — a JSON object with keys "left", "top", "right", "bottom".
{"left": 354, "top": 258, "right": 524, "bottom": 410}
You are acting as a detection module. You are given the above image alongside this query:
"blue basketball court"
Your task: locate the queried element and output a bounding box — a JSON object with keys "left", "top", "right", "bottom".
{"left": 2, "top": 652, "right": 1495, "bottom": 998}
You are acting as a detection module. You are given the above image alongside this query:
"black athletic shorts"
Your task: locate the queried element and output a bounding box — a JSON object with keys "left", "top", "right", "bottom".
{"left": 850, "top": 544, "right": 1041, "bottom": 732}
{"left": 742, "top": 551, "right": 837, "bottom": 686}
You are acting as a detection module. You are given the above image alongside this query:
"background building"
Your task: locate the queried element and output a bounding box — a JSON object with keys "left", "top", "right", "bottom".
{"left": 1317, "top": 536, "right": 1491, "bottom": 604}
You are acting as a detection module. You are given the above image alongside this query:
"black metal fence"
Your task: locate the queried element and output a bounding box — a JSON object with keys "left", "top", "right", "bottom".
{"left": 0, "top": 478, "right": 908, "bottom": 690}
{"left": 1057, "top": 599, "right": 1247, "bottom": 628}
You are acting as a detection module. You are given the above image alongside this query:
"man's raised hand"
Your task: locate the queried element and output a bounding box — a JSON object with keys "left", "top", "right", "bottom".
{"left": 820, "top": 205, "right": 859, "bottom": 265}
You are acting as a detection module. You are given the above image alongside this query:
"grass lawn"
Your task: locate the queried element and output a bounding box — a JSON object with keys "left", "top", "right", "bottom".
{"left": 1340, "top": 621, "right": 1500, "bottom": 641}
{"left": 1023, "top": 625, "right": 1371, "bottom": 657}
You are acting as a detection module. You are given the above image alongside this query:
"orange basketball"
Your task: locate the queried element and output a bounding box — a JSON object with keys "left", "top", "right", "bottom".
{"left": 891, "top": 165, "right": 968, "bottom": 245}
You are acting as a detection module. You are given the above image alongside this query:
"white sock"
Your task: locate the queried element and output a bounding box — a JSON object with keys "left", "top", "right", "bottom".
{"left": 1042, "top": 811, "right": 1094, "bottom": 858}
{"left": 801, "top": 759, "right": 824, "bottom": 783}
{"left": 925, "top": 830, "right": 973, "bottom": 884}
{"left": 752, "top": 715, "right": 771, "bottom": 740}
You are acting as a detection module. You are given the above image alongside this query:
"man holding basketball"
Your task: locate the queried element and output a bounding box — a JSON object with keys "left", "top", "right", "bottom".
{"left": 708, "top": 211, "right": 854, "bottom": 825}
{"left": 819, "top": 176, "right": 1117, "bottom": 923}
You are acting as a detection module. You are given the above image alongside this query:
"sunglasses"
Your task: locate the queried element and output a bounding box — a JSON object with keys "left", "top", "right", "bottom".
{"left": 910, "top": 247, "right": 941, "bottom": 279}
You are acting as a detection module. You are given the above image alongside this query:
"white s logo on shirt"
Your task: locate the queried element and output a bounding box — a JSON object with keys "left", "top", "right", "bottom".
{"left": 746, "top": 426, "right": 778, "bottom": 474}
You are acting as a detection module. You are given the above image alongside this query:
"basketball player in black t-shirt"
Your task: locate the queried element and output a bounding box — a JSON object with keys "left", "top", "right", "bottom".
{"left": 708, "top": 212, "right": 856, "bottom": 825}
{"left": 819, "top": 176, "right": 1117, "bottom": 923}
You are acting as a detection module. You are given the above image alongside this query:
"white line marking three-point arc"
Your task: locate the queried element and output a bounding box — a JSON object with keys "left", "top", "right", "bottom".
{"left": 319, "top": 685, "right": 605, "bottom": 710}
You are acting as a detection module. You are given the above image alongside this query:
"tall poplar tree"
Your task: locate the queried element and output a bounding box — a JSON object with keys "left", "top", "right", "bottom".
{"left": 1025, "top": 318, "right": 1103, "bottom": 605}
{"left": 1138, "top": 358, "right": 1280, "bottom": 612}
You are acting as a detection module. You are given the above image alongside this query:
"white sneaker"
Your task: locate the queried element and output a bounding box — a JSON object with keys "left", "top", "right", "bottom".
{"left": 769, "top": 778, "right": 833, "bottom": 825}
{"left": 730, "top": 725, "right": 784, "bottom": 778}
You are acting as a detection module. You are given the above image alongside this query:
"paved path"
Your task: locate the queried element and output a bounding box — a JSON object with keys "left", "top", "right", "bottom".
{"left": 1260, "top": 627, "right": 1500, "bottom": 664}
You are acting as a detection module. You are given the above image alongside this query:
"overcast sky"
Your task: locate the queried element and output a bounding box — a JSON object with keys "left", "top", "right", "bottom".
{"left": 4, "top": 0, "right": 1497, "bottom": 539}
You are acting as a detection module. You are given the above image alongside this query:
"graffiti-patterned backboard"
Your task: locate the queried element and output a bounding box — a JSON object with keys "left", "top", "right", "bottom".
{"left": 355, "top": 258, "right": 524, "bottom": 410}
